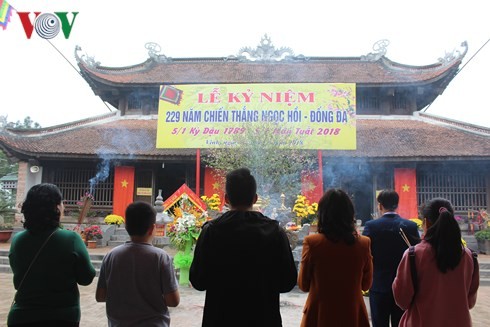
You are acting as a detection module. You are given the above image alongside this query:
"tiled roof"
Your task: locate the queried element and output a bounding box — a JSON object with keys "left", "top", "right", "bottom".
{"left": 1, "top": 114, "right": 489, "bottom": 160}
{"left": 78, "top": 56, "right": 462, "bottom": 86}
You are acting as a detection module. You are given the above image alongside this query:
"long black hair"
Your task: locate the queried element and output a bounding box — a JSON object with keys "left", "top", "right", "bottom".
{"left": 317, "top": 188, "right": 356, "bottom": 245}
{"left": 422, "top": 198, "right": 463, "bottom": 273}
{"left": 21, "top": 183, "right": 63, "bottom": 232}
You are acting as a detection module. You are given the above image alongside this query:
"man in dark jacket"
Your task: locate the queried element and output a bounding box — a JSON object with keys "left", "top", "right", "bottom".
{"left": 362, "top": 190, "right": 420, "bottom": 327}
{"left": 190, "top": 168, "right": 297, "bottom": 327}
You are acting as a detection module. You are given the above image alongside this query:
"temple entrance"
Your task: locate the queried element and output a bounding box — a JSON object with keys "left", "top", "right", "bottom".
{"left": 155, "top": 163, "right": 194, "bottom": 202}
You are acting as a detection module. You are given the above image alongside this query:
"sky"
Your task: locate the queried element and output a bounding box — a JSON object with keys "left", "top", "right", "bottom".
{"left": 1, "top": 0, "right": 489, "bottom": 128}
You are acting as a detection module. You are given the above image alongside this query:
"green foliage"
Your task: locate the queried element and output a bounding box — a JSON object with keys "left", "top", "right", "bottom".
{"left": 0, "top": 190, "right": 16, "bottom": 225}
{"left": 0, "top": 115, "right": 42, "bottom": 129}
{"left": 0, "top": 222, "right": 14, "bottom": 230}
{"left": 475, "top": 229, "right": 490, "bottom": 241}
{"left": 0, "top": 116, "right": 42, "bottom": 227}
{"left": 0, "top": 152, "right": 17, "bottom": 178}
{"left": 204, "top": 122, "right": 316, "bottom": 196}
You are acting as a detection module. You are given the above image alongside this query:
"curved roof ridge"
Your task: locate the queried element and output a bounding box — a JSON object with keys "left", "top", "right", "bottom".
{"left": 5, "top": 111, "right": 118, "bottom": 136}
{"left": 417, "top": 112, "right": 490, "bottom": 136}
{"left": 380, "top": 56, "right": 461, "bottom": 71}
{"left": 79, "top": 53, "right": 456, "bottom": 73}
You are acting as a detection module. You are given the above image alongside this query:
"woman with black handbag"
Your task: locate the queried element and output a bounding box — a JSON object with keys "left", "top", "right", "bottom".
{"left": 8, "top": 183, "right": 96, "bottom": 327}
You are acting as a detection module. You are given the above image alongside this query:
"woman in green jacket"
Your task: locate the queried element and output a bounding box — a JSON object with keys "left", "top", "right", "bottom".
{"left": 8, "top": 183, "right": 96, "bottom": 327}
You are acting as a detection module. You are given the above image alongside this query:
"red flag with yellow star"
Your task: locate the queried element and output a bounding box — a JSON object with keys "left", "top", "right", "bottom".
{"left": 301, "top": 170, "right": 323, "bottom": 204}
{"left": 204, "top": 167, "right": 224, "bottom": 209}
{"left": 113, "top": 166, "right": 135, "bottom": 217}
{"left": 394, "top": 168, "right": 418, "bottom": 219}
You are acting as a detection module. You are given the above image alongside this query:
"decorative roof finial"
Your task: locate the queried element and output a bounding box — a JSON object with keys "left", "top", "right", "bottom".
{"left": 75, "top": 45, "right": 100, "bottom": 67}
{"left": 237, "top": 34, "right": 295, "bottom": 62}
{"left": 361, "top": 39, "right": 390, "bottom": 61}
{"left": 438, "top": 41, "right": 468, "bottom": 64}
{"left": 145, "top": 42, "right": 170, "bottom": 63}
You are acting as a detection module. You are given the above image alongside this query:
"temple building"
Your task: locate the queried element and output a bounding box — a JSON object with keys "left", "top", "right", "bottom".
{"left": 0, "top": 36, "right": 489, "bottom": 222}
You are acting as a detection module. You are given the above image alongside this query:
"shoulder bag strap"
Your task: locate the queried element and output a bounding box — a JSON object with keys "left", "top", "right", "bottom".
{"left": 11, "top": 228, "right": 58, "bottom": 307}
{"left": 471, "top": 249, "right": 478, "bottom": 272}
{"left": 408, "top": 245, "right": 417, "bottom": 304}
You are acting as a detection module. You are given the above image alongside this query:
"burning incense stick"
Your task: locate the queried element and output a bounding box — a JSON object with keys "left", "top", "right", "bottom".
{"left": 399, "top": 228, "right": 411, "bottom": 247}
{"left": 78, "top": 193, "right": 93, "bottom": 224}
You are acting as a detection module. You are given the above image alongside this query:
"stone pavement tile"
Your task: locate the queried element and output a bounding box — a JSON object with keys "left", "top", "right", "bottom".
{"left": 2, "top": 273, "right": 490, "bottom": 327}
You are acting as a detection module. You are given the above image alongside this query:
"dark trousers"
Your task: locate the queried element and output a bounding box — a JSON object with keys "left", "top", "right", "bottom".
{"left": 369, "top": 291, "right": 404, "bottom": 327}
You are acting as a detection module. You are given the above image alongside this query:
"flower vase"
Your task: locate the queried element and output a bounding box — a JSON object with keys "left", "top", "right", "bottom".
{"left": 175, "top": 240, "right": 194, "bottom": 285}
{"left": 87, "top": 240, "right": 97, "bottom": 249}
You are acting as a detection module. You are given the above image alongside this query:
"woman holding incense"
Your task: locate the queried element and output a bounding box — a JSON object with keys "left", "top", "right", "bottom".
{"left": 8, "top": 183, "right": 96, "bottom": 327}
{"left": 393, "top": 198, "right": 479, "bottom": 327}
{"left": 298, "top": 188, "right": 373, "bottom": 327}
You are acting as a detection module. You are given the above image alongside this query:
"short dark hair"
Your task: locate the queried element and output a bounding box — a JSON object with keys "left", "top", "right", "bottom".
{"left": 225, "top": 168, "right": 257, "bottom": 207}
{"left": 125, "top": 202, "right": 156, "bottom": 236}
{"left": 377, "top": 190, "right": 399, "bottom": 211}
{"left": 22, "top": 183, "right": 63, "bottom": 231}
{"left": 317, "top": 188, "right": 356, "bottom": 245}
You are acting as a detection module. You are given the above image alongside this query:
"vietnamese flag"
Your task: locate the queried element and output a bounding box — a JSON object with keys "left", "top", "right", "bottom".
{"left": 204, "top": 167, "right": 224, "bottom": 209}
{"left": 301, "top": 170, "right": 323, "bottom": 204}
{"left": 113, "top": 166, "right": 135, "bottom": 217}
{"left": 394, "top": 168, "right": 418, "bottom": 219}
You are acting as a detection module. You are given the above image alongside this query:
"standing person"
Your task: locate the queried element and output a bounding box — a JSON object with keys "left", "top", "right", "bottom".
{"left": 362, "top": 189, "right": 420, "bottom": 327}
{"left": 8, "top": 183, "right": 96, "bottom": 327}
{"left": 393, "top": 198, "right": 479, "bottom": 326}
{"left": 96, "top": 201, "right": 180, "bottom": 326}
{"left": 190, "top": 168, "right": 297, "bottom": 327}
{"left": 298, "top": 188, "right": 373, "bottom": 327}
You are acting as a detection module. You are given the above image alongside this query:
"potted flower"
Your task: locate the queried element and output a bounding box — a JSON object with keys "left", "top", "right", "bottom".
{"left": 83, "top": 225, "right": 103, "bottom": 248}
{"left": 292, "top": 195, "right": 318, "bottom": 232}
{"left": 104, "top": 214, "right": 124, "bottom": 227}
{"left": 201, "top": 193, "right": 222, "bottom": 219}
{"left": 0, "top": 222, "right": 14, "bottom": 243}
{"left": 475, "top": 229, "right": 490, "bottom": 254}
{"left": 455, "top": 216, "right": 469, "bottom": 231}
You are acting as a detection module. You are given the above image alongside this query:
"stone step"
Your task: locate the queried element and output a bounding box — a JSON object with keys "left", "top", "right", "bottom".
{"left": 0, "top": 263, "right": 12, "bottom": 274}
{"left": 110, "top": 234, "right": 130, "bottom": 241}
{"left": 114, "top": 228, "right": 129, "bottom": 236}
{"left": 107, "top": 240, "right": 126, "bottom": 247}
{"left": 0, "top": 256, "right": 9, "bottom": 265}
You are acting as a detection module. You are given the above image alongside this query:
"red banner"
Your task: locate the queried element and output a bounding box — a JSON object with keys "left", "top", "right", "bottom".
{"left": 163, "top": 183, "right": 206, "bottom": 212}
{"left": 113, "top": 166, "right": 135, "bottom": 217}
{"left": 394, "top": 168, "right": 418, "bottom": 219}
{"left": 204, "top": 167, "right": 224, "bottom": 209}
{"left": 301, "top": 170, "right": 323, "bottom": 204}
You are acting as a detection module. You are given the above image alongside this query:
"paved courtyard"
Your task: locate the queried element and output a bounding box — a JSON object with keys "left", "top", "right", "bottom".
{"left": 1, "top": 272, "right": 490, "bottom": 326}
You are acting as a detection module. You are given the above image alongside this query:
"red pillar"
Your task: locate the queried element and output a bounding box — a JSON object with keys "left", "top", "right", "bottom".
{"left": 196, "top": 148, "right": 201, "bottom": 197}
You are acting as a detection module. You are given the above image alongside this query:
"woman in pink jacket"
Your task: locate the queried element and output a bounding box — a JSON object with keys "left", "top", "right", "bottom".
{"left": 393, "top": 198, "right": 479, "bottom": 326}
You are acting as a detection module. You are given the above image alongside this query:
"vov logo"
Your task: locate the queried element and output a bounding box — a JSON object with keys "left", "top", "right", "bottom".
{"left": 17, "top": 12, "right": 79, "bottom": 39}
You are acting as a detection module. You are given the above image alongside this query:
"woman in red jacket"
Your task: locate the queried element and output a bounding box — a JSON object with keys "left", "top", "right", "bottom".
{"left": 298, "top": 188, "right": 373, "bottom": 327}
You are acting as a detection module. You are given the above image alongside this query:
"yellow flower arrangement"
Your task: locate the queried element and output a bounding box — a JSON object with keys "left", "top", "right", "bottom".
{"left": 201, "top": 194, "right": 222, "bottom": 211}
{"left": 409, "top": 218, "right": 423, "bottom": 230}
{"left": 292, "top": 195, "right": 318, "bottom": 225}
{"left": 104, "top": 214, "right": 124, "bottom": 226}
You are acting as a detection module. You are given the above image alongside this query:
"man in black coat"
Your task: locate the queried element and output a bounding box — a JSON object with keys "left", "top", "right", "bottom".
{"left": 190, "top": 168, "right": 297, "bottom": 327}
{"left": 362, "top": 190, "right": 420, "bottom": 327}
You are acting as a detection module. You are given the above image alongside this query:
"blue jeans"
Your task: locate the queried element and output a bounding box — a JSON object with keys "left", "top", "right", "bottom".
{"left": 369, "top": 291, "right": 404, "bottom": 327}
